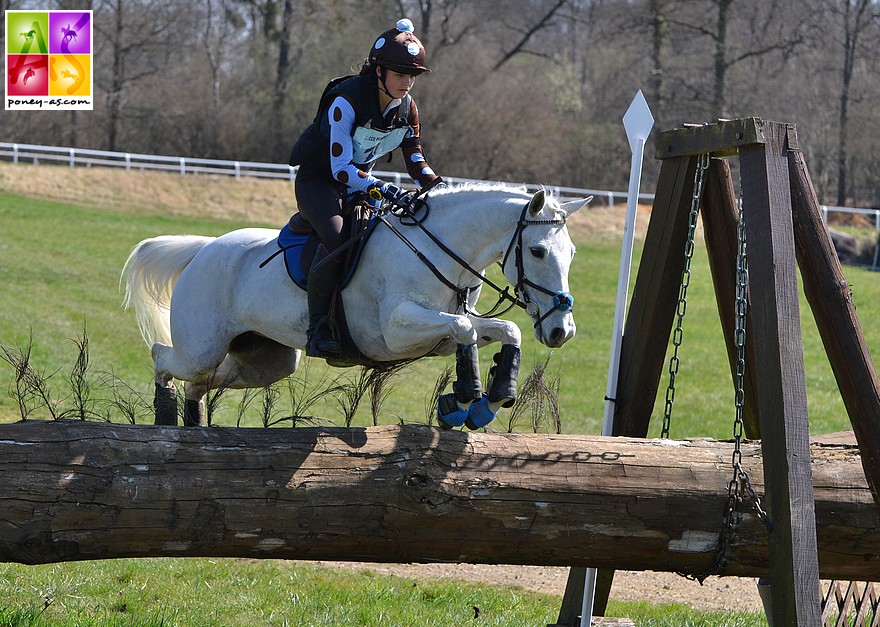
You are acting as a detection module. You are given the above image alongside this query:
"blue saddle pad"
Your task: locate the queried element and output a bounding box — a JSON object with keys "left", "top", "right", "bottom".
{"left": 276, "top": 217, "right": 379, "bottom": 291}
{"left": 278, "top": 223, "right": 311, "bottom": 290}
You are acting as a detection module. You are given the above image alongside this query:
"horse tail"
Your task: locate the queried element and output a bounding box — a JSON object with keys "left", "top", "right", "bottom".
{"left": 121, "top": 235, "right": 214, "bottom": 347}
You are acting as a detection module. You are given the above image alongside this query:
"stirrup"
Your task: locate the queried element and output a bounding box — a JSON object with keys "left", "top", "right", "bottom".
{"left": 306, "top": 320, "right": 341, "bottom": 357}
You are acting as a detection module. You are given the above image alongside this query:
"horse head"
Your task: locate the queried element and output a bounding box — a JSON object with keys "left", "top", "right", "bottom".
{"left": 501, "top": 189, "right": 589, "bottom": 348}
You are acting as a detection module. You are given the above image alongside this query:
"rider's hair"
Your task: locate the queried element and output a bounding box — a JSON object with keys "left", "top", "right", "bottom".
{"left": 358, "top": 60, "right": 382, "bottom": 77}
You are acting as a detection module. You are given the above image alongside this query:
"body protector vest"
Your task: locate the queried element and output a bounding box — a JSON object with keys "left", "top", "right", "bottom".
{"left": 290, "top": 75, "right": 413, "bottom": 182}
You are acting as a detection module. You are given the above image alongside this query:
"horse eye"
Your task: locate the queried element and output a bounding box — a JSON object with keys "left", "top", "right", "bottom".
{"left": 529, "top": 246, "right": 547, "bottom": 259}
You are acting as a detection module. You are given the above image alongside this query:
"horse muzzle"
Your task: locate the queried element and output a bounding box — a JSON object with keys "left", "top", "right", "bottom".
{"left": 531, "top": 291, "right": 576, "bottom": 348}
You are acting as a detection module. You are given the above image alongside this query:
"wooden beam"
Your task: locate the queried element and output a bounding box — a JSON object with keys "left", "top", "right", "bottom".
{"left": 788, "top": 149, "right": 880, "bottom": 509}
{"left": 655, "top": 118, "right": 798, "bottom": 160}
{"left": 739, "top": 121, "right": 821, "bottom": 624}
{"left": 613, "top": 155, "right": 697, "bottom": 437}
{"left": 0, "top": 422, "right": 877, "bottom": 581}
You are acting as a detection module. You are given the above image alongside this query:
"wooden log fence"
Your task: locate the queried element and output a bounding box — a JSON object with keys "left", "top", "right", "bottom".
{"left": 1, "top": 422, "right": 878, "bottom": 582}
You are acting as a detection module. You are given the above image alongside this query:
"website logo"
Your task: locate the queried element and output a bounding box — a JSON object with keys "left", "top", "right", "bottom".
{"left": 5, "top": 10, "right": 93, "bottom": 110}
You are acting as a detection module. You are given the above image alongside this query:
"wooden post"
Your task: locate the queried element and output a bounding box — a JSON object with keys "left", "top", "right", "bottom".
{"left": 608, "top": 118, "right": 827, "bottom": 624}
{"left": 738, "top": 120, "right": 821, "bottom": 624}
{"left": 612, "top": 155, "right": 698, "bottom": 437}
{"left": 788, "top": 149, "right": 880, "bottom": 508}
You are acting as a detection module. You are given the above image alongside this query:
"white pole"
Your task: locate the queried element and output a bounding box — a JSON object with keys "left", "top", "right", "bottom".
{"left": 580, "top": 90, "right": 654, "bottom": 626}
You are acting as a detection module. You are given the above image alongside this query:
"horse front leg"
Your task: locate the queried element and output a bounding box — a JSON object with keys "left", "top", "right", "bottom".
{"left": 457, "top": 317, "right": 523, "bottom": 430}
{"left": 436, "top": 342, "right": 484, "bottom": 429}
{"left": 439, "top": 318, "right": 525, "bottom": 430}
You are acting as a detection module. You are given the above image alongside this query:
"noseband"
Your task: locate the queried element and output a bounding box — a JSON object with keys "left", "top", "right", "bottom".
{"left": 501, "top": 202, "right": 575, "bottom": 329}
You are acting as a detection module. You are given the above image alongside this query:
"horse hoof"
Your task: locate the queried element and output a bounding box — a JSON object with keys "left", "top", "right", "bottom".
{"left": 437, "top": 392, "right": 468, "bottom": 429}
{"left": 465, "top": 396, "right": 496, "bottom": 430}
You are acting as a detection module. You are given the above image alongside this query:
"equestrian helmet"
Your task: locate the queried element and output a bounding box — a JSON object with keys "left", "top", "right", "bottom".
{"left": 369, "top": 18, "right": 430, "bottom": 75}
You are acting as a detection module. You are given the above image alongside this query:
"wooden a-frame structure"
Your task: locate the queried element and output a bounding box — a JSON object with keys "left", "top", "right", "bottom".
{"left": 555, "top": 118, "right": 880, "bottom": 626}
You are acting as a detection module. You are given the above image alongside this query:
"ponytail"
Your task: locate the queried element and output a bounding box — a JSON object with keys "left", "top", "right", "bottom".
{"left": 358, "top": 60, "right": 378, "bottom": 76}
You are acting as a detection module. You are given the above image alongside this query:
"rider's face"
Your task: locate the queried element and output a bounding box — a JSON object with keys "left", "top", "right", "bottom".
{"left": 379, "top": 68, "right": 416, "bottom": 100}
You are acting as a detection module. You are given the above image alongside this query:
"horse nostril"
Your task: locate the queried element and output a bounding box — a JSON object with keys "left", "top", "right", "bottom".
{"left": 550, "top": 327, "right": 565, "bottom": 345}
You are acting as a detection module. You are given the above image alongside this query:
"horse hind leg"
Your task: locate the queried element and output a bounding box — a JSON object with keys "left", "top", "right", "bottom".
{"left": 152, "top": 341, "right": 227, "bottom": 427}
{"left": 154, "top": 379, "right": 179, "bottom": 426}
{"left": 184, "top": 335, "right": 302, "bottom": 427}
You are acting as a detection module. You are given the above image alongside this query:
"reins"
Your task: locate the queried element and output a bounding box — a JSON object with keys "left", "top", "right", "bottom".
{"left": 381, "top": 192, "right": 572, "bottom": 326}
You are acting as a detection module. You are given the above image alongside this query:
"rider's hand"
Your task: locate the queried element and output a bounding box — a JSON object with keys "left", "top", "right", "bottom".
{"left": 379, "top": 183, "right": 415, "bottom": 204}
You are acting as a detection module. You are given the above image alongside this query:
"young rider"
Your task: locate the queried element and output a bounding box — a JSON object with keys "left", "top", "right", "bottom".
{"left": 289, "top": 18, "right": 444, "bottom": 358}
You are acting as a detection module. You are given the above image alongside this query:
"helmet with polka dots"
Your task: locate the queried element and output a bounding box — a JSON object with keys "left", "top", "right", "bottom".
{"left": 368, "top": 19, "right": 430, "bottom": 75}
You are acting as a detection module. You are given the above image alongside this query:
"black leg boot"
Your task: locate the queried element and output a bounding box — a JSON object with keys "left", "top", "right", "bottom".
{"left": 306, "top": 246, "right": 343, "bottom": 358}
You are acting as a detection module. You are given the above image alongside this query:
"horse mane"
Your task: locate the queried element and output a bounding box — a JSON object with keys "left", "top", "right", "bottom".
{"left": 429, "top": 183, "right": 564, "bottom": 218}
{"left": 430, "top": 182, "right": 529, "bottom": 197}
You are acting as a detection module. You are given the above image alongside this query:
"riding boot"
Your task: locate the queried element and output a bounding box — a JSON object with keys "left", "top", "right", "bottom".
{"left": 306, "top": 245, "right": 343, "bottom": 357}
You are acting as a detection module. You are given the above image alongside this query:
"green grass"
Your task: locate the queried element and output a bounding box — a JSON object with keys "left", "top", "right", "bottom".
{"left": 0, "top": 559, "right": 769, "bottom": 626}
{"left": 2, "top": 189, "right": 876, "bottom": 436}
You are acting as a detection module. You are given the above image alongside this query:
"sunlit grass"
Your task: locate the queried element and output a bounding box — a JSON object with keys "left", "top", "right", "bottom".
{"left": 2, "top": 190, "right": 878, "bottom": 438}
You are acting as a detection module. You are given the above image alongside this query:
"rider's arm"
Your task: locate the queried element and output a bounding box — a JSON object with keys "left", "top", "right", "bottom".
{"left": 400, "top": 99, "right": 439, "bottom": 189}
{"left": 327, "top": 96, "right": 384, "bottom": 194}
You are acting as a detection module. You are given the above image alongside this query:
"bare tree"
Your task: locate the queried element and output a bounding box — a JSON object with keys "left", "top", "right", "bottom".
{"left": 201, "top": 0, "right": 235, "bottom": 155}
{"left": 271, "top": 0, "right": 296, "bottom": 160}
{"left": 94, "top": 0, "right": 179, "bottom": 150}
{"left": 667, "top": 0, "right": 803, "bottom": 116}
{"left": 648, "top": 0, "right": 670, "bottom": 112}
{"left": 825, "top": 0, "right": 879, "bottom": 205}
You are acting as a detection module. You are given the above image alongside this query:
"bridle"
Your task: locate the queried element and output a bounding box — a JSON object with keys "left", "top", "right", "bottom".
{"left": 500, "top": 201, "right": 575, "bottom": 329}
{"left": 381, "top": 194, "right": 575, "bottom": 329}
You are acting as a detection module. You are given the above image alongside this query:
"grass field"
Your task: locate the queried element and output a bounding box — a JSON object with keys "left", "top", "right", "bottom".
{"left": 1, "top": 162, "right": 876, "bottom": 624}
{"left": 1, "top": 173, "right": 876, "bottom": 436}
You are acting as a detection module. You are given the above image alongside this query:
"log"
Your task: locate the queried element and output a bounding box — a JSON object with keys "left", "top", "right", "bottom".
{"left": 1, "top": 422, "right": 878, "bottom": 581}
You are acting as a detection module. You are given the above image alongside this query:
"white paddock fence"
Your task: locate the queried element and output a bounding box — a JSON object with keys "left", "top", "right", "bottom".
{"left": 1, "top": 141, "right": 875, "bottom": 222}
{"left": 0, "top": 141, "right": 649, "bottom": 206}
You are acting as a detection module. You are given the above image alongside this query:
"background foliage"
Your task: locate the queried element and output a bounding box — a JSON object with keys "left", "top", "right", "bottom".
{"left": 1, "top": 0, "right": 879, "bottom": 206}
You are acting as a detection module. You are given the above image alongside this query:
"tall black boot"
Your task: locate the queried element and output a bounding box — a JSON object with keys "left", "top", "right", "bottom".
{"left": 306, "top": 245, "right": 343, "bottom": 357}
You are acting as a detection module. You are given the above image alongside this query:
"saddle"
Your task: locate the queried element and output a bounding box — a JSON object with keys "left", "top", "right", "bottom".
{"left": 273, "top": 202, "right": 382, "bottom": 367}
{"left": 279, "top": 207, "right": 376, "bottom": 290}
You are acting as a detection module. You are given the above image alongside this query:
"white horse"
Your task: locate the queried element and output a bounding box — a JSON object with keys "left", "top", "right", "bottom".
{"left": 122, "top": 185, "right": 588, "bottom": 427}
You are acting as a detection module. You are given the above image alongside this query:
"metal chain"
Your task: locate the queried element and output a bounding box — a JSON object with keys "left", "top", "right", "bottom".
{"left": 661, "top": 153, "right": 710, "bottom": 439}
{"left": 693, "top": 201, "right": 773, "bottom": 582}
{"left": 725, "top": 205, "right": 773, "bottom": 531}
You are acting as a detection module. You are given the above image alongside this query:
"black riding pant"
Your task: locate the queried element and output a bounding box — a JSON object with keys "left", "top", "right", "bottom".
{"left": 292, "top": 174, "right": 346, "bottom": 254}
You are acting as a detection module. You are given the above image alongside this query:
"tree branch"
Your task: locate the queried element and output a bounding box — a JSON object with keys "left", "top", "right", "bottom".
{"left": 493, "top": 0, "right": 567, "bottom": 71}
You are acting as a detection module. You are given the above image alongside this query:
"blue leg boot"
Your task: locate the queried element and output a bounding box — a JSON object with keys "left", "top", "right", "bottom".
{"left": 436, "top": 392, "right": 469, "bottom": 429}
{"left": 465, "top": 395, "right": 497, "bottom": 430}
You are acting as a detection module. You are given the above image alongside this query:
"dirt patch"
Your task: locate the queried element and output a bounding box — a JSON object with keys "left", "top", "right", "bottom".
{"left": 0, "top": 161, "right": 648, "bottom": 239}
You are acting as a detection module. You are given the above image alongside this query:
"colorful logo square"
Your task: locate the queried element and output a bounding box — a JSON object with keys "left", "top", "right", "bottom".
{"left": 6, "top": 12, "right": 49, "bottom": 55}
{"left": 48, "top": 12, "right": 91, "bottom": 55}
{"left": 5, "top": 10, "right": 93, "bottom": 110}
{"left": 7, "top": 55, "right": 49, "bottom": 96}
{"left": 50, "top": 54, "right": 90, "bottom": 97}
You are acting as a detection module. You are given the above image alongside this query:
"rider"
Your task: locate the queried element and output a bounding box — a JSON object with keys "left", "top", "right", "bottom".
{"left": 289, "top": 18, "right": 444, "bottom": 358}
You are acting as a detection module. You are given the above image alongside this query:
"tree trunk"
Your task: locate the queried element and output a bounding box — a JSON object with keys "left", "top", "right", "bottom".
{"left": 271, "top": 0, "right": 294, "bottom": 161}
{"left": 1, "top": 422, "right": 877, "bottom": 581}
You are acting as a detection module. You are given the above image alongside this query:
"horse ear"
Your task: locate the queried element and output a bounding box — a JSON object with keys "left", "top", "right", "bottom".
{"left": 560, "top": 196, "right": 593, "bottom": 218}
{"left": 528, "top": 189, "right": 547, "bottom": 216}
